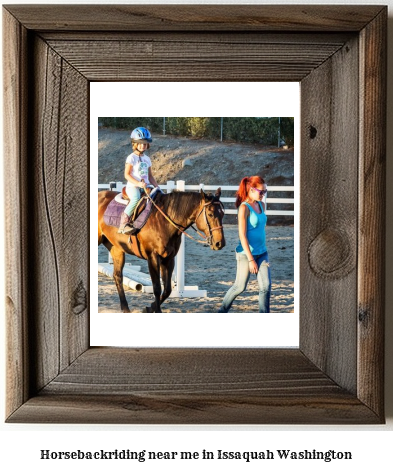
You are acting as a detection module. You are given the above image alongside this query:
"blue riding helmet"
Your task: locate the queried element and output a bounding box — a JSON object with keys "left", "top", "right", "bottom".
{"left": 130, "top": 127, "right": 152, "bottom": 143}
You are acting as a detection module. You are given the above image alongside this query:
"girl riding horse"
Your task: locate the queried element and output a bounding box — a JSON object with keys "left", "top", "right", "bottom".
{"left": 119, "top": 127, "right": 160, "bottom": 234}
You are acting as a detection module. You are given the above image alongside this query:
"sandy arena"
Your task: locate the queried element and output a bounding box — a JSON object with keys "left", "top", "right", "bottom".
{"left": 98, "top": 224, "right": 294, "bottom": 313}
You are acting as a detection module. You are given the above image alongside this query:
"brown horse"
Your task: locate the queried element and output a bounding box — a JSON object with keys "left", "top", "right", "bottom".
{"left": 98, "top": 188, "right": 226, "bottom": 313}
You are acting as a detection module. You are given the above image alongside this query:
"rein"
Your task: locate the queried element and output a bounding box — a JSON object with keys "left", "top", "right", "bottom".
{"left": 144, "top": 189, "right": 224, "bottom": 246}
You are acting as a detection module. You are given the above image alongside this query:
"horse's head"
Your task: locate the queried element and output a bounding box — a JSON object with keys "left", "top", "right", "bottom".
{"left": 195, "top": 188, "right": 226, "bottom": 250}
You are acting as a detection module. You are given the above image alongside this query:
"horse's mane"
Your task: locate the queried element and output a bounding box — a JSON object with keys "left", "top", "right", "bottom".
{"left": 155, "top": 191, "right": 209, "bottom": 222}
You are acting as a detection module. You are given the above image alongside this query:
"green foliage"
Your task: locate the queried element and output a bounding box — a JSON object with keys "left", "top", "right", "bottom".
{"left": 224, "top": 118, "right": 278, "bottom": 144}
{"left": 99, "top": 117, "right": 163, "bottom": 130}
{"left": 280, "top": 117, "right": 295, "bottom": 147}
{"left": 166, "top": 117, "right": 190, "bottom": 136}
{"left": 98, "top": 117, "right": 294, "bottom": 146}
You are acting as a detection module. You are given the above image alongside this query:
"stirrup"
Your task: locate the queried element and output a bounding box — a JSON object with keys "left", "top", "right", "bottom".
{"left": 118, "top": 224, "right": 134, "bottom": 235}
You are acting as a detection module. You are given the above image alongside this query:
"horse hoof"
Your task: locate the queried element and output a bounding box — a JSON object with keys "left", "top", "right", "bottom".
{"left": 122, "top": 308, "right": 131, "bottom": 313}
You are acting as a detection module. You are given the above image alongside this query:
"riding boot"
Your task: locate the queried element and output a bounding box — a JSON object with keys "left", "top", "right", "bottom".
{"left": 118, "top": 212, "right": 134, "bottom": 234}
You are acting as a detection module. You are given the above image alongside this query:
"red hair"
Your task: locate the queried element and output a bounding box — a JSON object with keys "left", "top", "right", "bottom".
{"left": 235, "top": 176, "right": 265, "bottom": 208}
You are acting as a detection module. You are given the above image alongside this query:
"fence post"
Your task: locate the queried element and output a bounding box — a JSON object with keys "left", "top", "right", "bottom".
{"left": 168, "top": 180, "right": 177, "bottom": 285}
{"left": 175, "top": 180, "right": 186, "bottom": 292}
{"left": 166, "top": 180, "right": 175, "bottom": 193}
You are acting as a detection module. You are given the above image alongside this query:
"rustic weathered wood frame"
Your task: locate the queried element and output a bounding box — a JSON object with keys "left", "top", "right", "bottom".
{"left": 3, "top": 5, "right": 386, "bottom": 424}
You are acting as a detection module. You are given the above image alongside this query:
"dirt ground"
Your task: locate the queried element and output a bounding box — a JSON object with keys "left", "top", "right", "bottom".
{"left": 98, "top": 225, "right": 294, "bottom": 313}
{"left": 98, "top": 128, "right": 295, "bottom": 313}
{"left": 98, "top": 128, "right": 294, "bottom": 186}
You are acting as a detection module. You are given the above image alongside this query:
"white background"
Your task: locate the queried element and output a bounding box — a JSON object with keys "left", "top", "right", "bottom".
{"left": 1, "top": 0, "right": 392, "bottom": 473}
{"left": 90, "top": 82, "right": 300, "bottom": 347}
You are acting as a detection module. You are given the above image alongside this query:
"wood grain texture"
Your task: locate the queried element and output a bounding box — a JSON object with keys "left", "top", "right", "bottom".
{"left": 44, "top": 348, "right": 341, "bottom": 395}
{"left": 9, "top": 392, "right": 378, "bottom": 425}
{"left": 3, "top": 5, "right": 384, "bottom": 32}
{"left": 358, "top": 9, "right": 387, "bottom": 417}
{"left": 300, "top": 36, "right": 359, "bottom": 394}
{"left": 46, "top": 37, "right": 348, "bottom": 82}
{"left": 29, "top": 36, "right": 90, "bottom": 386}
{"left": 7, "top": 348, "right": 379, "bottom": 424}
{"left": 3, "top": 9, "right": 30, "bottom": 417}
{"left": 3, "top": 5, "right": 386, "bottom": 424}
{"left": 41, "top": 31, "right": 354, "bottom": 44}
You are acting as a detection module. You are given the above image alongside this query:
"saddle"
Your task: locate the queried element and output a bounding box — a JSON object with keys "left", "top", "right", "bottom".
{"left": 114, "top": 186, "right": 148, "bottom": 204}
{"left": 104, "top": 187, "right": 162, "bottom": 233}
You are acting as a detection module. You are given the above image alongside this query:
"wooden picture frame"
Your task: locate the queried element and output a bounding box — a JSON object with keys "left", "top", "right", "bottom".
{"left": 3, "top": 5, "right": 386, "bottom": 424}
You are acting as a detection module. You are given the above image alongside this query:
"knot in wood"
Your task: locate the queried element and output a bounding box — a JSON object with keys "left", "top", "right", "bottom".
{"left": 308, "top": 228, "right": 355, "bottom": 279}
{"left": 358, "top": 307, "right": 370, "bottom": 327}
{"left": 72, "top": 281, "right": 87, "bottom": 315}
{"left": 309, "top": 125, "right": 317, "bottom": 139}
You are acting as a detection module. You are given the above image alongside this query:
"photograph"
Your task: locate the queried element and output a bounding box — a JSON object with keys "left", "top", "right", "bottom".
{"left": 97, "top": 117, "right": 295, "bottom": 314}
{"left": 2, "top": 2, "right": 389, "bottom": 440}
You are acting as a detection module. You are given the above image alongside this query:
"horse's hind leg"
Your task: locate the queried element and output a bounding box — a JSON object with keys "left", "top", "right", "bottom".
{"left": 145, "top": 254, "right": 162, "bottom": 313}
{"left": 159, "top": 257, "right": 175, "bottom": 307}
{"left": 110, "top": 246, "right": 130, "bottom": 313}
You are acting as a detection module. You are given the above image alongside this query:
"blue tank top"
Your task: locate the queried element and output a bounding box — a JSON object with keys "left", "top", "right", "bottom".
{"left": 236, "top": 202, "right": 267, "bottom": 255}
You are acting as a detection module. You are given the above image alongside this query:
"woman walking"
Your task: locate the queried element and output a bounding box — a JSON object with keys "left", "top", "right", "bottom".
{"left": 218, "top": 176, "right": 271, "bottom": 313}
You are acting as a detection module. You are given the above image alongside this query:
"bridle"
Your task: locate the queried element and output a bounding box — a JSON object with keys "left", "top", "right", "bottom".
{"left": 143, "top": 189, "right": 225, "bottom": 246}
{"left": 193, "top": 199, "right": 225, "bottom": 246}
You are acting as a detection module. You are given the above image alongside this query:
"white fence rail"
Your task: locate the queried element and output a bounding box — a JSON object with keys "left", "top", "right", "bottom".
{"left": 98, "top": 180, "right": 294, "bottom": 216}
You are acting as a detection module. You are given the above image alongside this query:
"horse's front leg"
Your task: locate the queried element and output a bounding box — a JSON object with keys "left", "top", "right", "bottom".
{"left": 110, "top": 246, "right": 130, "bottom": 313}
{"left": 159, "top": 257, "right": 175, "bottom": 306}
{"left": 145, "top": 253, "right": 162, "bottom": 313}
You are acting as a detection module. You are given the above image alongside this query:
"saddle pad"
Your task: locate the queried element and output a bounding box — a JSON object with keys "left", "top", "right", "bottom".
{"left": 103, "top": 196, "right": 126, "bottom": 228}
{"left": 103, "top": 189, "right": 163, "bottom": 230}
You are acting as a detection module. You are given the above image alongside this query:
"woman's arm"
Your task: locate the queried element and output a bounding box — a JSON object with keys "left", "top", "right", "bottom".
{"left": 238, "top": 204, "right": 258, "bottom": 274}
